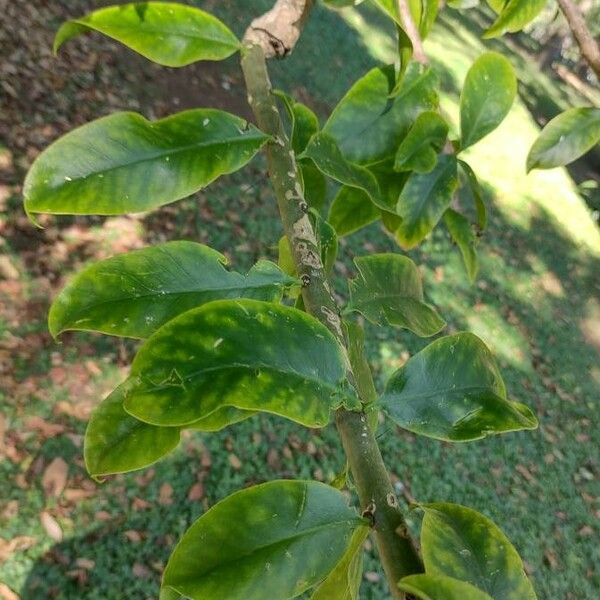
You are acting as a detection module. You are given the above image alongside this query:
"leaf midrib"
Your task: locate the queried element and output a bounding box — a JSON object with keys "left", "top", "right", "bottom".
{"left": 53, "top": 132, "right": 264, "bottom": 187}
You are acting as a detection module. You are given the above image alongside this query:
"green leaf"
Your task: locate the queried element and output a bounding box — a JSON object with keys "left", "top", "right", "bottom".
{"left": 394, "top": 111, "right": 449, "bottom": 173}
{"left": 24, "top": 110, "right": 269, "bottom": 216}
{"left": 458, "top": 160, "right": 487, "bottom": 230}
{"left": 162, "top": 480, "right": 366, "bottom": 600}
{"left": 459, "top": 52, "right": 516, "bottom": 150}
{"left": 347, "top": 254, "right": 445, "bottom": 337}
{"left": 483, "top": 0, "right": 547, "bottom": 38}
{"left": 311, "top": 211, "right": 339, "bottom": 274}
{"left": 373, "top": 0, "right": 438, "bottom": 38}
{"left": 301, "top": 162, "right": 328, "bottom": 212}
{"left": 381, "top": 332, "right": 538, "bottom": 441}
{"left": 328, "top": 187, "right": 380, "bottom": 237}
{"left": 275, "top": 91, "right": 320, "bottom": 155}
{"left": 526, "top": 107, "right": 600, "bottom": 172}
{"left": 399, "top": 574, "right": 493, "bottom": 600}
{"left": 54, "top": 2, "right": 239, "bottom": 67}
{"left": 323, "top": 64, "right": 438, "bottom": 164}
{"left": 395, "top": 155, "right": 458, "bottom": 249}
{"left": 311, "top": 526, "right": 369, "bottom": 600}
{"left": 302, "top": 132, "right": 388, "bottom": 210}
{"left": 84, "top": 382, "right": 180, "bottom": 478}
{"left": 344, "top": 321, "right": 378, "bottom": 406}
{"left": 444, "top": 209, "right": 479, "bottom": 282}
{"left": 123, "top": 299, "right": 348, "bottom": 428}
{"left": 187, "top": 406, "right": 255, "bottom": 432}
{"left": 49, "top": 242, "right": 294, "bottom": 339}
{"left": 420, "top": 503, "right": 537, "bottom": 599}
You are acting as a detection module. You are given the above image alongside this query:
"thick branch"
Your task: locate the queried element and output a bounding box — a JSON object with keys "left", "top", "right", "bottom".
{"left": 557, "top": 0, "right": 600, "bottom": 78}
{"left": 241, "top": 33, "right": 422, "bottom": 600}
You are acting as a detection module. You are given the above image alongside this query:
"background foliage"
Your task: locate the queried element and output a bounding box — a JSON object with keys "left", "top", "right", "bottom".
{"left": 0, "top": 1, "right": 599, "bottom": 599}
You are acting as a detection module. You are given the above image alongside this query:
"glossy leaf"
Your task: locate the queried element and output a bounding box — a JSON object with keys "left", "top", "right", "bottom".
{"left": 301, "top": 162, "right": 328, "bottom": 212}
{"left": 323, "top": 64, "right": 438, "bottom": 164}
{"left": 54, "top": 2, "right": 239, "bottom": 67}
{"left": 381, "top": 332, "right": 538, "bottom": 441}
{"left": 458, "top": 159, "right": 487, "bottom": 230}
{"left": 302, "top": 132, "right": 387, "bottom": 209}
{"left": 394, "top": 111, "right": 449, "bottom": 173}
{"left": 347, "top": 254, "right": 445, "bottom": 337}
{"left": 162, "top": 480, "right": 366, "bottom": 600}
{"left": 49, "top": 242, "right": 295, "bottom": 339}
{"left": 444, "top": 209, "right": 479, "bottom": 282}
{"left": 328, "top": 187, "right": 380, "bottom": 237}
{"left": 460, "top": 53, "right": 516, "bottom": 150}
{"left": 124, "top": 299, "right": 348, "bottom": 427}
{"left": 483, "top": 0, "right": 547, "bottom": 39}
{"left": 311, "top": 211, "right": 339, "bottom": 274}
{"left": 395, "top": 155, "right": 458, "bottom": 249}
{"left": 373, "top": 0, "right": 438, "bottom": 38}
{"left": 526, "top": 107, "right": 600, "bottom": 172}
{"left": 84, "top": 383, "right": 180, "bottom": 478}
{"left": 311, "top": 526, "right": 369, "bottom": 600}
{"left": 24, "top": 110, "right": 269, "bottom": 216}
{"left": 420, "top": 503, "right": 537, "bottom": 599}
{"left": 399, "top": 574, "right": 493, "bottom": 600}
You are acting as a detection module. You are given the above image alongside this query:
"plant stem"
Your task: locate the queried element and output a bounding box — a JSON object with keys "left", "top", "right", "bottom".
{"left": 241, "top": 39, "right": 422, "bottom": 599}
{"left": 556, "top": 0, "right": 600, "bottom": 78}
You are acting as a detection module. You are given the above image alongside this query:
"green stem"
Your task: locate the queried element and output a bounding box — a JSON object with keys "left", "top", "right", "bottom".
{"left": 241, "top": 43, "right": 422, "bottom": 598}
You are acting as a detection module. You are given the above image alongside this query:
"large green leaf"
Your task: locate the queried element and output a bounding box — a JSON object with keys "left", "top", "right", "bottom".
{"left": 394, "top": 111, "right": 449, "bottom": 173}
{"left": 85, "top": 382, "right": 253, "bottom": 478}
{"left": 395, "top": 155, "right": 458, "bottom": 249}
{"left": 444, "top": 209, "right": 479, "bottom": 282}
{"left": 399, "top": 574, "right": 493, "bottom": 600}
{"left": 84, "top": 383, "right": 180, "bottom": 478}
{"left": 420, "top": 503, "right": 537, "bottom": 599}
{"left": 162, "top": 480, "right": 366, "bottom": 600}
{"left": 323, "top": 64, "right": 438, "bottom": 164}
{"left": 123, "top": 299, "right": 348, "bottom": 428}
{"left": 458, "top": 159, "right": 487, "bottom": 230}
{"left": 483, "top": 0, "right": 547, "bottom": 38}
{"left": 381, "top": 332, "right": 538, "bottom": 441}
{"left": 526, "top": 107, "right": 600, "bottom": 172}
{"left": 302, "top": 132, "right": 387, "bottom": 210}
{"left": 328, "top": 187, "right": 380, "bottom": 237}
{"left": 347, "top": 254, "right": 445, "bottom": 337}
{"left": 311, "top": 526, "right": 369, "bottom": 600}
{"left": 24, "top": 110, "right": 269, "bottom": 216}
{"left": 49, "top": 241, "right": 294, "bottom": 339}
{"left": 54, "top": 2, "right": 239, "bottom": 67}
{"left": 460, "top": 53, "right": 516, "bottom": 150}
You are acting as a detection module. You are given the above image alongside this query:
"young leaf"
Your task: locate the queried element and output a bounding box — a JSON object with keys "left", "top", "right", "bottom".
{"left": 398, "top": 574, "right": 493, "bottom": 600}
{"left": 24, "top": 110, "right": 269, "bottom": 216}
{"left": 381, "top": 332, "right": 538, "bottom": 441}
{"left": 394, "top": 111, "right": 449, "bottom": 173}
{"left": 54, "top": 2, "right": 240, "bottom": 67}
{"left": 347, "top": 254, "right": 445, "bottom": 337}
{"left": 49, "top": 242, "right": 294, "bottom": 339}
{"left": 483, "top": 0, "right": 547, "bottom": 39}
{"left": 395, "top": 155, "right": 458, "bottom": 249}
{"left": 458, "top": 159, "right": 487, "bottom": 230}
{"left": 84, "top": 383, "right": 180, "bottom": 478}
{"left": 420, "top": 503, "right": 537, "bottom": 599}
{"left": 443, "top": 209, "right": 479, "bottom": 282}
{"left": 302, "top": 133, "right": 388, "bottom": 210}
{"left": 373, "top": 0, "right": 438, "bottom": 38}
{"left": 162, "top": 480, "right": 366, "bottom": 600}
{"left": 311, "top": 526, "right": 369, "bottom": 600}
{"left": 124, "top": 299, "right": 348, "bottom": 428}
{"left": 323, "top": 64, "right": 438, "bottom": 164}
{"left": 459, "top": 53, "right": 516, "bottom": 150}
{"left": 526, "top": 107, "right": 600, "bottom": 172}
{"left": 328, "top": 187, "right": 380, "bottom": 237}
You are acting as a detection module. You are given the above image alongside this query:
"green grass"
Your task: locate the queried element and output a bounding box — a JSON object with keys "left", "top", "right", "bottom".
{"left": 1, "top": 2, "right": 599, "bottom": 599}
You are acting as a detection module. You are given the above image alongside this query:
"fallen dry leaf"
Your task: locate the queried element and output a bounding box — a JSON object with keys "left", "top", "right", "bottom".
{"left": 41, "top": 457, "right": 68, "bottom": 498}
{"left": 187, "top": 482, "right": 204, "bottom": 502}
{"left": 158, "top": 482, "right": 173, "bottom": 506}
{"left": 132, "top": 563, "right": 151, "bottom": 579}
{"left": 40, "top": 511, "right": 62, "bottom": 542}
{"left": 228, "top": 454, "right": 242, "bottom": 470}
{"left": 124, "top": 530, "right": 142, "bottom": 543}
{"left": 0, "top": 582, "right": 20, "bottom": 600}
{"left": 23, "top": 416, "right": 65, "bottom": 438}
{"left": 0, "top": 535, "right": 37, "bottom": 562}
{"left": 75, "top": 557, "right": 95, "bottom": 570}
